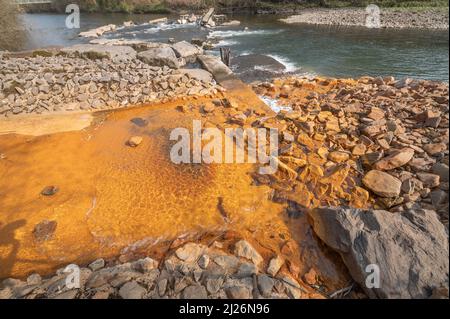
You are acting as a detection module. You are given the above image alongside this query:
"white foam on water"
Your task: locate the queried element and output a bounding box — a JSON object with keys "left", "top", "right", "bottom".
{"left": 254, "top": 65, "right": 279, "bottom": 72}
{"left": 259, "top": 96, "right": 292, "bottom": 113}
{"left": 208, "top": 29, "right": 282, "bottom": 39}
{"left": 239, "top": 50, "right": 254, "bottom": 56}
{"left": 159, "top": 22, "right": 197, "bottom": 30}
{"left": 267, "top": 54, "right": 300, "bottom": 73}
{"left": 215, "top": 39, "right": 239, "bottom": 47}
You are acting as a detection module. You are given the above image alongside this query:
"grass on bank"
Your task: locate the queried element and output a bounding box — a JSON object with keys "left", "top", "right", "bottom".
{"left": 35, "top": 0, "right": 449, "bottom": 13}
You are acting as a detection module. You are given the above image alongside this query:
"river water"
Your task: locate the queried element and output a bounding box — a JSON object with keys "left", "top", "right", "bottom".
{"left": 18, "top": 13, "right": 449, "bottom": 82}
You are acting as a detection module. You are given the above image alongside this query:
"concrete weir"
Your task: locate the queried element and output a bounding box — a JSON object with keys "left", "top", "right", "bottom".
{"left": 198, "top": 54, "right": 274, "bottom": 115}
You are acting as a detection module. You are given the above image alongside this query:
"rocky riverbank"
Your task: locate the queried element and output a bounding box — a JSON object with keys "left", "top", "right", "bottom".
{"left": 0, "top": 239, "right": 330, "bottom": 299}
{"left": 281, "top": 8, "right": 449, "bottom": 29}
{"left": 0, "top": 42, "right": 219, "bottom": 118}
{"left": 0, "top": 28, "right": 449, "bottom": 299}
{"left": 1, "top": 73, "right": 449, "bottom": 299}
{"left": 253, "top": 76, "right": 449, "bottom": 225}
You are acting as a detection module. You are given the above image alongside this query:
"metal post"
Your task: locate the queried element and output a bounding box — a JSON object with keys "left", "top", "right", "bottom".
{"left": 220, "top": 47, "right": 231, "bottom": 67}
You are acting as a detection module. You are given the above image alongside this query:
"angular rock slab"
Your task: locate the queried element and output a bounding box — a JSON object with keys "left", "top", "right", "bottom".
{"left": 373, "top": 148, "right": 414, "bottom": 170}
{"left": 181, "top": 69, "right": 214, "bottom": 83}
{"left": 362, "top": 170, "right": 402, "bottom": 197}
{"left": 197, "top": 55, "right": 233, "bottom": 83}
{"left": 308, "top": 207, "right": 449, "bottom": 298}
{"left": 138, "top": 47, "right": 180, "bottom": 69}
{"left": 172, "top": 41, "right": 203, "bottom": 61}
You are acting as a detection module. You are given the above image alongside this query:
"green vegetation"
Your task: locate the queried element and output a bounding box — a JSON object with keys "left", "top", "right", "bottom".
{"left": 22, "top": 0, "right": 450, "bottom": 14}
{"left": 318, "top": 0, "right": 448, "bottom": 8}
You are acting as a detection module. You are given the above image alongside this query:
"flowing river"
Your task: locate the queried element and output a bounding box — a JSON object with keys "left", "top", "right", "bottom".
{"left": 18, "top": 13, "right": 449, "bottom": 82}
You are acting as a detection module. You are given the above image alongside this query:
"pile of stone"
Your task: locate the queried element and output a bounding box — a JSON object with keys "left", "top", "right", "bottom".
{"left": 280, "top": 8, "right": 449, "bottom": 29}
{"left": 252, "top": 76, "right": 448, "bottom": 226}
{"left": 248, "top": 76, "right": 449, "bottom": 298}
{"left": 0, "top": 43, "right": 217, "bottom": 117}
{"left": 0, "top": 240, "right": 318, "bottom": 299}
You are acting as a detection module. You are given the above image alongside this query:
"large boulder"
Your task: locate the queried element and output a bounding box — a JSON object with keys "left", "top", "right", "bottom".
{"left": 61, "top": 44, "right": 136, "bottom": 62}
{"left": 172, "top": 41, "right": 203, "bottom": 62}
{"left": 137, "top": 47, "right": 180, "bottom": 69}
{"left": 308, "top": 207, "right": 449, "bottom": 299}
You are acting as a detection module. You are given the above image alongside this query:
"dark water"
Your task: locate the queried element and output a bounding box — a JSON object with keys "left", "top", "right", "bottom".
{"left": 19, "top": 13, "right": 449, "bottom": 82}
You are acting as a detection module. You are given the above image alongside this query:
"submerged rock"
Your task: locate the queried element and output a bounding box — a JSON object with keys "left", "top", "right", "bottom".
{"left": 308, "top": 207, "right": 449, "bottom": 298}
{"left": 41, "top": 185, "right": 59, "bottom": 196}
{"left": 127, "top": 136, "right": 143, "bottom": 147}
{"left": 33, "top": 220, "right": 57, "bottom": 242}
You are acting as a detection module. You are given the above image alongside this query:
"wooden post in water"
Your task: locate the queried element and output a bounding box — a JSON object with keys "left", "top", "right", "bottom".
{"left": 220, "top": 47, "right": 231, "bottom": 67}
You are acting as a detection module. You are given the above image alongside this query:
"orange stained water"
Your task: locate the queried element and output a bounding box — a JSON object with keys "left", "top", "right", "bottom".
{"left": 0, "top": 99, "right": 298, "bottom": 279}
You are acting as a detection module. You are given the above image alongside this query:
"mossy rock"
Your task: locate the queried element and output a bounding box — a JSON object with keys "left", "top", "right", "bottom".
{"left": 81, "top": 51, "right": 109, "bottom": 60}
{"left": 32, "top": 50, "right": 54, "bottom": 57}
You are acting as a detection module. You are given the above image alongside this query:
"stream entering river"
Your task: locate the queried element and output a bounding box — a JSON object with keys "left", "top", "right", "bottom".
{"left": 1, "top": 12, "right": 447, "bottom": 283}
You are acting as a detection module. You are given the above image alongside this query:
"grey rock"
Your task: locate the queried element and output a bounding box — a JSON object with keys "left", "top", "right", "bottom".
{"left": 308, "top": 207, "right": 449, "bottom": 298}
{"left": 0, "top": 287, "right": 14, "bottom": 299}
{"left": 197, "top": 254, "right": 210, "bottom": 269}
{"left": 257, "top": 274, "right": 274, "bottom": 297}
{"left": 132, "top": 257, "right": 158, "bottom": 273}
{"left": 236, "top": 262, "right": 257, "bottom": 278}
{"left": 26, "top": 274, "right": 42, "bottom": 286}
{"left": 432, "top": 163, "right": 449, "bottom": 182}
{"left": 119, "top": 281, "right": 146, "bottom": 299}
{"left": 267, "top": 256, "right": 283, "bottom": 277}
{"left": 175, "top": 243, "right": 205, "bottom": 263}
{"left": 181, "top": 68, "right": 214, "bottom": 83}
{"left": 157, "top": 278, "right": 168, "bottom": 296}
{"left": 172, "top": 41, "right": 203, "bottom": 60}
{"left": 197, "top": 55, "right": 233, "bottom": 83}
{"left": 51, "top": 289, "right": 79, "bottom": 299}
{"left": 234, "top": 240, "right": 263, "bottom": 267}
{"left": 417, "top": 172, "right": 440, "bottom": 188}
{"left": 206, "top": 277, "right": 224, "bottom": 294}
{"left": 362, "top": 170, "right": 402, "bottom": 197}
{"left": 182, "top": 285, "right": 207, "bottom": 299}
{"left": 138, "top": 48, "right": 180, "bottom": 69}
{"left": 213, "top": 255, "right": 240, "bottom": 273}
{"left": 89, "top": 259, "right": 105, "bottom": 272}
{"left": 226, "top": 286, "right": 252, "bottom": 299}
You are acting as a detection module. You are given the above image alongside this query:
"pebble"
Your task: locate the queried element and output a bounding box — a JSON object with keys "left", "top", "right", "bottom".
{"left": 127, "top": 136, "right": 143, "bottom": 147}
